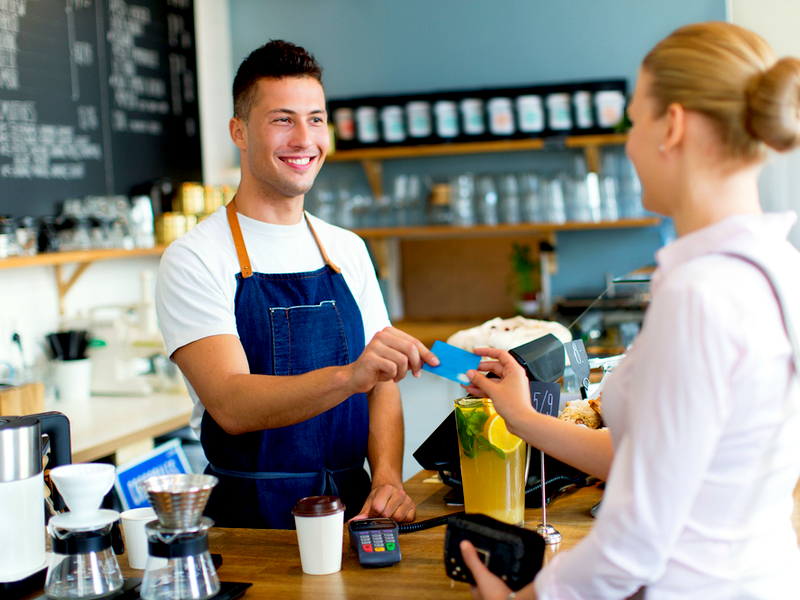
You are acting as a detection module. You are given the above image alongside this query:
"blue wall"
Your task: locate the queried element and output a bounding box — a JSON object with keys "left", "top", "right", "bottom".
{"left": 228, "top": 0, "right": 726, "bottom": 298}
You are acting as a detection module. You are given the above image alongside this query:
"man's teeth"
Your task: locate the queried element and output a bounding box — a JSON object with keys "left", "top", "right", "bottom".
{"left": 284, "top": 157, "right": 311, "bottom": 165}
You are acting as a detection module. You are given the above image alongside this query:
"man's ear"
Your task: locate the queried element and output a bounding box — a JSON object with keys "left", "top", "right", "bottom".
{"left": 230, "top": 117, "right": 247, "bottom": 151}
{"left": 662, "top": 102, "right": 685, "bottom": 153}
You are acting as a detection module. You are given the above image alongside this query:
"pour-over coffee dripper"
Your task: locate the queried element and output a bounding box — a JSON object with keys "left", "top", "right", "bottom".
{"left": 140, "top": 474, "right": 218, "bottom": 530}
{"left": 139, "top": 474, "right": 220, "bottom": 600}
{"left": 45, "top": 463, "right": 123, "bottom": 599}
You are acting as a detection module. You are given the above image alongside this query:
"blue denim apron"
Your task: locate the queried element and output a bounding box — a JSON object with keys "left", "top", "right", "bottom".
{"left": 201, "top": 201, "right": 371, "bottom": 529}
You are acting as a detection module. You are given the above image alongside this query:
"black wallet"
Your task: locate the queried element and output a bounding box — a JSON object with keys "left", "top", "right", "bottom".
{"left": 444, "top": 513, "right": 545, "bottom": 591}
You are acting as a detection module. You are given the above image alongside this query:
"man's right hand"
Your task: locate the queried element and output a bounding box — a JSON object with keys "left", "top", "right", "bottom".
{"left": 346, "top": 327, "right": 438, "bottom": 394}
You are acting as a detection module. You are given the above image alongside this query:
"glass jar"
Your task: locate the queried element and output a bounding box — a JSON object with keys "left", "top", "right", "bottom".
{"left": 428, "top": 183, "right": 453, "bottom": 225}
{"left": 519, "top": 172, "right": 543, "bottom": 223}
{"left": 515, "top": 95, "right": 544, "bottom": 133}
{"left": 487, "top": 97, "right": 515, "bottom": 136}
{"left": 380, "top": 105, "right": 406, "bottom": 143}
{"left": 355, "top": 106, "right": 379, "bottom": 144}
{"left": 15, "top": 216, "right": 38, "bottom": 256}
{"left": 449, "top": 174, "right": 476, "bottom": 226}
{"left": 476, "top": 175, "right": 499, "bottom": 226}
{"left": 459, "top": 98, "right": 485, "bottom": 135}
{"left": 498, "top": 173, "right": 521, "bottom": 224}
{"left": 405, "top": 101, "right": 432, "bottom": 138}
{"left": 0, "top": 217, "right": 15, "bottom": 258}
{"left": 545, "top": 93, "right": 572, "bottom": 131}
{"left": 333, "top": 107, "right": 356, "bottom": 142}
{"left": 433, "top": 100, "right": 459, "bottom": 139}
{"left": 454, "top": 396, "right": 527, "bottom": 526}
{"left": 594, "top": 90, "right": 626, "bottom": 128}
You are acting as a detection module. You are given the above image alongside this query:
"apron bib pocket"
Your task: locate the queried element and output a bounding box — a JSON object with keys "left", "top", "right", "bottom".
{"left": 269, "top": 300, "right": 349, "bottom": 375}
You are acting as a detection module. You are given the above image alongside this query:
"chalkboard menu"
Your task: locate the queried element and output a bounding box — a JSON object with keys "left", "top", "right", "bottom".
{"left": 0, "top": 0, "right": 202, "bottom": 218}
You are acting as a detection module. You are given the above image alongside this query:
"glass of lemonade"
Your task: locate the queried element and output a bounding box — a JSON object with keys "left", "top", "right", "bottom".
{"left": 454, "top": 396, "right": 527, "bottom": 525}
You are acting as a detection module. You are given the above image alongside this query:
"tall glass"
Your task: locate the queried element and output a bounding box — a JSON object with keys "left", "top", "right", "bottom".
{"left": 454, "top": 396, "right": 527, "bottom": 525}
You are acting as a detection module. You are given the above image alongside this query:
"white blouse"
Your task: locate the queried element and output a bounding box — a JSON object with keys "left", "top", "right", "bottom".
{"left": 535, "top": 212, "right": 800, "bottom": 599}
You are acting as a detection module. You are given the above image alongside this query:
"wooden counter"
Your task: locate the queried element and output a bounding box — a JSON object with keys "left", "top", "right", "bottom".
{"left": 17, "top": 471, "right": 800, "bottom": 600}
{"left": 48, "top": 391, "right": 194, "bottom": 463}
{"left": 135, "top": 473, "right": 800, "bottom": 599}
{"left": 197, "top": 471, "right": 601, "bottom": 600}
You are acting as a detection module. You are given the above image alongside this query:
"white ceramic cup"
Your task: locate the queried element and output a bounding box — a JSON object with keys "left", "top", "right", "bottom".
{"left": 292, "top": 496, "right": 346, "bottom": 575}
{"left": 53, "top": 358, "right": 93, "bottom": 402}
{"left": 121, "top": 507, "right": 158, "bottom": 569}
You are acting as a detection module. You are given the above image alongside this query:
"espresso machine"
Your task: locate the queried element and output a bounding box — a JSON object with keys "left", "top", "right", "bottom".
{"left": 0, "top": 412, "right": 71, "bottom": 595}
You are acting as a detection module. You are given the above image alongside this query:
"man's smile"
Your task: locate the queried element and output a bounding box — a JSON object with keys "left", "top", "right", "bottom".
{"left": 280, "top": 156, "right": 315, "bottom": 169}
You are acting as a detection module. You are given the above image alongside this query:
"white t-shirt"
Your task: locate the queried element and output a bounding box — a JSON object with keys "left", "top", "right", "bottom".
{"left": 535, "top": 212, "right": 800, "bottom": 599}
{"left": 155, "top": 206, "right": 391, "bottom": 432}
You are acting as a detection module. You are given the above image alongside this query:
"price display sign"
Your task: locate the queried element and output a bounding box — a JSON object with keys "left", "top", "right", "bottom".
{"left": 529, "top": 381, "right": 560, "bottom": 417}
{"left": 565, "top": 340, "right": 591, "bottom": 397}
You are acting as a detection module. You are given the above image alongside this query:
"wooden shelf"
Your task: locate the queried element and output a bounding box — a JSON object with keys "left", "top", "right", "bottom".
{"left": 327, "top": 133, "right": 628, "bottom": 162}
{"left": 0, "top": 246, "right": 167, "bottom": 313}
{"left": 0, "top": 246, "right": 167, "bottom": 270}
{"left": 327, "top": 133, "right": 628, "bottom": 198}
{"left": 352, "top": 217, "right": 660, "bottom": 241}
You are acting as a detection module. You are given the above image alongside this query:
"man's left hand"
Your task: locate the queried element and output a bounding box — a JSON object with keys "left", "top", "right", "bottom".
{"left": 352, "top": 482, "right": 416, "bottom": 523}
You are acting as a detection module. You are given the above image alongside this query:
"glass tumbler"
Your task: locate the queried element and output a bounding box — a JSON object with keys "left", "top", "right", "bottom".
{"left": 454, "top": 396, "right": 527, "bottom": 526}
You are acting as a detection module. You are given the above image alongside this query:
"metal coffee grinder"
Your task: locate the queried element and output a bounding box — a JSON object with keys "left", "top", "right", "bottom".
{"left": 139, "top": 474, "right": 219, "bottom": 600}
{"left": 45, "top": 463, "right": 123, "bottom": 599}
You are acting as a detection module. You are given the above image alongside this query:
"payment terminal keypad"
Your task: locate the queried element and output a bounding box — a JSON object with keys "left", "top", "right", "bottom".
{"left": 349, "top": 518, "right": 401, "bottom": 568}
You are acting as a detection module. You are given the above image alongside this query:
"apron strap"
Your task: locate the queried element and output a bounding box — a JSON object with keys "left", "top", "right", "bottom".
{"left": 226, "top": 199, "right": 253, "bottom": 278}
{"left": 304, "top": 211, "right": 342, "bottom": 274}
{"left": 226, "top": 200, "right": 342, "bottom": 277}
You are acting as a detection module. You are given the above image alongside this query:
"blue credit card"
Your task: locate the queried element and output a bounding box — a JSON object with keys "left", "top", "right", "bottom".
{"left": 422, "top": 340, "right": 481, "bottom": 385}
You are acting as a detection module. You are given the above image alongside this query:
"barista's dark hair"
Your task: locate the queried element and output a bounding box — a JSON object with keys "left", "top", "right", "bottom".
{"left": 233, "top": 40, "right": 323, "bottom": 121}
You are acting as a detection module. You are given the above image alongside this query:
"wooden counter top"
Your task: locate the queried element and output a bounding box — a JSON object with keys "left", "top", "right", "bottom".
{"left": 198, "top": 471, "right": 602, "bottom": 600}
{"left": 16, "top": 471, "right": 800, "bottom": 600}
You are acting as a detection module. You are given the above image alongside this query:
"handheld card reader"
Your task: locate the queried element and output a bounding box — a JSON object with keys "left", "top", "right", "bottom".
{"left": 349, "top": 518, "right": 401, "bottom": 568}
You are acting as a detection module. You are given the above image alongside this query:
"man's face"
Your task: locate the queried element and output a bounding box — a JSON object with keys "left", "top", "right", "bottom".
{"left": 234, "top": 77, "right": 329, "bottom": 201}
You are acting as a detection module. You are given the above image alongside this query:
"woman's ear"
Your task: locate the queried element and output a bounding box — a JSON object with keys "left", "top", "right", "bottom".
{"left": 662, "top": 102, "right": 685, "bottom": 153}
{"left": 229, "top": 117, "right": 248, "bottom": 151}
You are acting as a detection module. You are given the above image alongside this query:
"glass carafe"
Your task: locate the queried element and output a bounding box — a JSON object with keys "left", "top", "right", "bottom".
{"left": 44, "top": 524, "right": 123, "bottom": 599}
{"left": 140, "top": 521, "right": 219, "bottom": 600}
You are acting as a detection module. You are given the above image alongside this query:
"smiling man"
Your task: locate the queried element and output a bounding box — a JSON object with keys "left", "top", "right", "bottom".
{"left": 155, "top": 41, "right": 437, "bottom": 529}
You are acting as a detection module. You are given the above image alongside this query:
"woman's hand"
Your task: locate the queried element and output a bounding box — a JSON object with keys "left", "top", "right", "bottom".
{"left": 463, "top": 347, "right": 536, "bottom": 433}
{"left": 460, "top": 540, "right": 537, "bottom": 600}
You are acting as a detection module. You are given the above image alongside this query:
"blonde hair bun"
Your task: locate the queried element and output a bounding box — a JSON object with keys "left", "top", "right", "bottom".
{"left": 642, "top": 22, "right": 800, "bottom": 161}
{"left": 746, "top": 57, "right": 800, "bottom": 152}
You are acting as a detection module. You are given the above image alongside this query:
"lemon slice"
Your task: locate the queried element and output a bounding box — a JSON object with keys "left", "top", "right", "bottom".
{"left": 486, "top": 414, "right": 522, "bottom": 453}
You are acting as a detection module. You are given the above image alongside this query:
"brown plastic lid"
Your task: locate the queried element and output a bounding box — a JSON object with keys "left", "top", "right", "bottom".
{"left": 291, "top": 495, "right": 346, "bottom": 517}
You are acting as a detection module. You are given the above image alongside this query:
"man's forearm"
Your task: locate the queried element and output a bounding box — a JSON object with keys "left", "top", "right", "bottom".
{"left": 365, "top": 381, "right": 405, "bottom": 487}
{"left": 205, "top": 367, "right": 360, "bottom": 434}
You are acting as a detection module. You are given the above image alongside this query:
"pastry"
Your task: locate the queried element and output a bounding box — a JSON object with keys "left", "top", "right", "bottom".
{"left": 446, "top": 315, "right": 572, "bottom": 352}
{"left": 558, "top": 399, "right": 602, "bottom": 429}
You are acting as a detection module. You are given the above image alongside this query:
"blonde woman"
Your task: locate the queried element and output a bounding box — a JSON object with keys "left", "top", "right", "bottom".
{"left": 461, "top": 22, "right": 800, "bottom": 600}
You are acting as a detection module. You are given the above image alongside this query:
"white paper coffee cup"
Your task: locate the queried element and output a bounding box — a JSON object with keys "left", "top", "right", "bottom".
{"left": 121, "top": 507, "right": 157, "bottom": 570}
{"left": 292, "top": 496, "right": 346, "bottom": 575}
